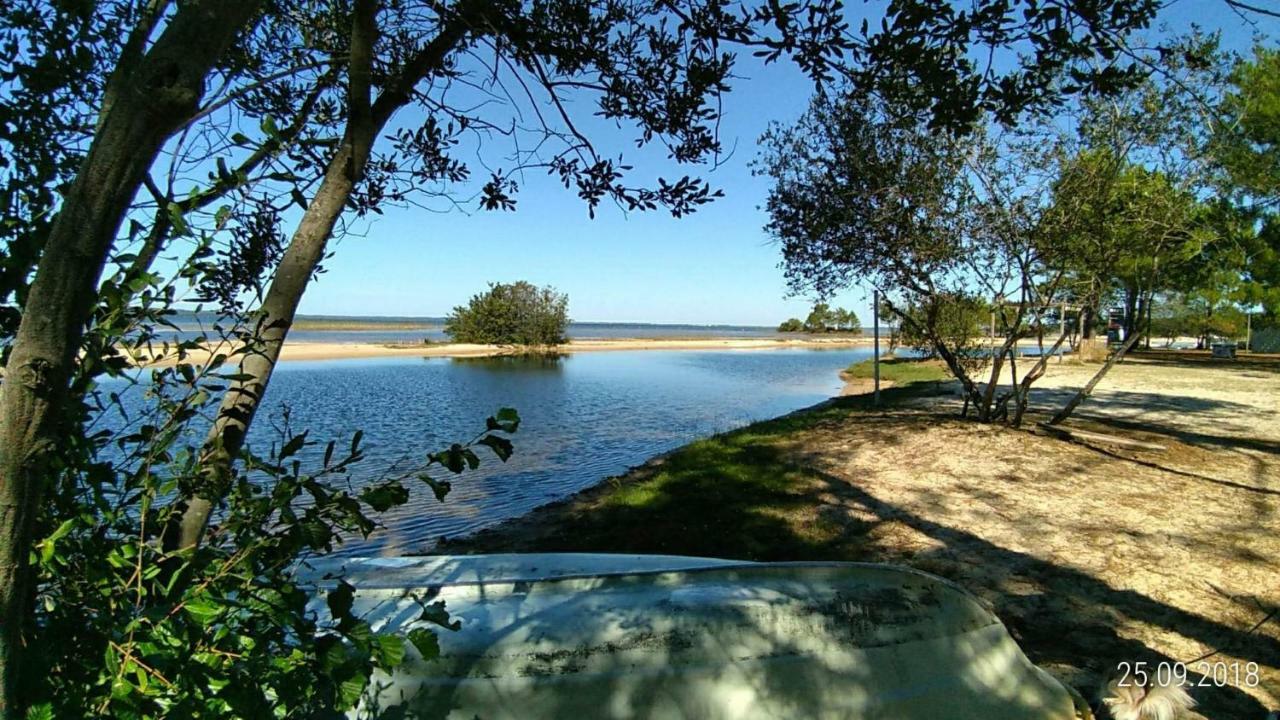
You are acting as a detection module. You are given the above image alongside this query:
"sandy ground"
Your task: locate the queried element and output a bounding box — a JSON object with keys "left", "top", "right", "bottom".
{"left": 128, "top": 336, "right": 871, "bottom": 367}
{"left": 450, "top": 351, "right": 1280, "bottom": 718}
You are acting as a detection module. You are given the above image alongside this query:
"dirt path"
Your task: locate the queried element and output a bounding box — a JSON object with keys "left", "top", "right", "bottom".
{"left": 445, "top": 353, "right": 1280, "bottom": 718}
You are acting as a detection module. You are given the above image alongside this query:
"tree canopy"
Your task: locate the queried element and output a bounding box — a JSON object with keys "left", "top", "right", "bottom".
{"left": 445, "top": 282, "right": 570, "bottom": 347}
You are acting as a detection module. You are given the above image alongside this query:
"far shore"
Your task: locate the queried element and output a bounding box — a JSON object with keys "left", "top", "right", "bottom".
{"left": 128, "top": 335, "right": 873, "bottom": 367}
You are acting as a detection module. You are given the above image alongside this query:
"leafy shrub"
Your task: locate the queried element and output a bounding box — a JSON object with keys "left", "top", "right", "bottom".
{"left": 445, "top": 282, "right": 569, "bottom": 347}
{"left": 27, "top": 308, "right": 521, "bottom": 717}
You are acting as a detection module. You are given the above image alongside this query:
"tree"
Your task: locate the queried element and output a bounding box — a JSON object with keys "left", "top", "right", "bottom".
{"left": 894, "top": 295, "right": 988, "bottom": 359}
{"left": 836, "top": 308, "right": 861, "bottom": 333}
{"left": 759, "top": 87, "right": 1081, "bottom": 425}
{"left": 445, "top": 282, "right": 570, "bottom": 347}
{"left": 777, "top": 318, "right": 805, "bottom": 332}
{"left": 166, "top": 0, "right": 853, "bottom": 551}
{"left": 0, "top": 1, "right": 858, "bottom": 715}
{"left": 1215, "top": 46, "right": 1280, "bottom": 207}
{"left": 1211, "top": 48, "right": 1280, "bottom": 326}
{"left": 803, "top": 302, "right": 834, "bottom": 332}
{"left": 0, "top": 2, "right": 266, "bottom": 711}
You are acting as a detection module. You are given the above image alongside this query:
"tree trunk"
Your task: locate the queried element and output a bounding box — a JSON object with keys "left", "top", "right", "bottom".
{"left": 0, "top": 3, "right": 262, "bottom": 716}
{"left": 1081, "top": 304, "right": 1096, "bottom": 339}
{"left": 169, "top": 144, "right": 363, "bottom": 550}
{"left": 1143, "top": 293, "right": 1153, "bottom": 350}
{"left": 1047, "top": 329, "right": 1144, "bottom": 426}
{"left": 1122, "top": 285, "right": 1138, "bottom": 339}
{"left": 167, "top": 0, "right": 476, "bottom": 551}
{"left": 1010, "top": 331, "right": 1070, "bottom": 427}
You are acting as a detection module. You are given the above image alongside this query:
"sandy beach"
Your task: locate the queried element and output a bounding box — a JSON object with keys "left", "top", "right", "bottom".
{"left": 128, "top": 335, "right": 872, "bottom": 367}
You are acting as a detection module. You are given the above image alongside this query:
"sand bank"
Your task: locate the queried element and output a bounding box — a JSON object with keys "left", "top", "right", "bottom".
{"left": 130, "top": 336, "right": 872, "bottom": 367}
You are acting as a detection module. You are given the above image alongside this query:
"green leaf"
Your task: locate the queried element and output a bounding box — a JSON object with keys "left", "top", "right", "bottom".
{"left": 166, "top": 202, "right": 190, "bottom": 236}
{"left": 342, "top": 618, "right": 374, "bottom": 650}
{"left": 462, "top": 448, "right": 480, "bottom": 470}
{"left": 184, "top": 598, "right": 223, "bottom": 625}
{"left": 327, "top": 581, "right": 355, "bottom": 620}
{"left": 477, "top": 435, "right": 513, "bottom": 462}
{"left": 336, "top": 668, "right": 367, "bottom": 709}
{"left": 374, "top": 634, "right": 407, "bottom": 669}
{"left": 280, "top": 431, "right": 308, "bottom": 459}
{"left": 300, "top": 519, "right": 332, "bottom": 550}
{"left": 417, "top": 600, "right": 460, "bottom": 631}
{"left": 25, "top": 702, "right": 54, "bottom": 720}
{"left": 486, "top": 407, "right": 521, "bottom": 433}
{"left": 432, "top": 444, "right": 466, "bottom": 474}
{"left": 418, "top": 475, "right": 452, "bottom": 502}
{"left": 37, "top": 518, "right": 76, "bottom": 563}
{"left": 360, "top": 481, "right": 408, "bottom": 511}
{"left": 407, "top": 628, "right": 440, "bottom": 661}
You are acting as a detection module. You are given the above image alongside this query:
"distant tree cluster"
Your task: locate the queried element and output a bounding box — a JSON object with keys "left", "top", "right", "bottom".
{"left": 445, "top": 282, "right": 569, "bottom": 347}
{"left": 778, "top": 303, "right": 860, "bottom": 333}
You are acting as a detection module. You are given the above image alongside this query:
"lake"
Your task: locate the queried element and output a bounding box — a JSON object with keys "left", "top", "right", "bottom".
{"left": 111, "top": 347, "right": 873, "bottom": 555}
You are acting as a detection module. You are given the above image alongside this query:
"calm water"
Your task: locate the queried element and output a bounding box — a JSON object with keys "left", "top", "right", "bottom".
{"left": 112, "top": 348, "right": 870, "bottom": 555}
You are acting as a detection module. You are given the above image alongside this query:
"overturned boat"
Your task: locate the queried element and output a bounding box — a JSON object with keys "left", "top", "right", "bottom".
{"left": 300, "top": 553, "right": 1090, "bottom": 719}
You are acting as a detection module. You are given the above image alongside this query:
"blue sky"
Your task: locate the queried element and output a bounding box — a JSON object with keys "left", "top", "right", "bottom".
{"left": 293, "top": 1, "right": 1269, "bottom": 327}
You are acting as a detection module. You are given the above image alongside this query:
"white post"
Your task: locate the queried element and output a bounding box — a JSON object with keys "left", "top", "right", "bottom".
{"left": 873, "top": 289, "right": 881, "bottom": 405}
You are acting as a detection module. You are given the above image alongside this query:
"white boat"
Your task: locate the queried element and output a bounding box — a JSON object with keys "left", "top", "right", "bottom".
{"left": 299, "top": 553, "right": 1091, "bottom": 719}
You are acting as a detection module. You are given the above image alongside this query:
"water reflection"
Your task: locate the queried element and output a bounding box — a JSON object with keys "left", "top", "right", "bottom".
{"left": 448, "top": 354, "right": 567, "bottom": 372}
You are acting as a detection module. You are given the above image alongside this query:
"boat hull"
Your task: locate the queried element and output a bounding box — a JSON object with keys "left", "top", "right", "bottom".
{"left": 300, "top": 554, "right": 1087, "bottom": 719}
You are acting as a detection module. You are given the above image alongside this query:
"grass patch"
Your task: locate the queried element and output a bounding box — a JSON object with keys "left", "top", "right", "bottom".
{"left": 844, "top": 356, "right": 950, "bottom": 384}
{"left": 448, "top": 384, "right": 944, "bottom": 561}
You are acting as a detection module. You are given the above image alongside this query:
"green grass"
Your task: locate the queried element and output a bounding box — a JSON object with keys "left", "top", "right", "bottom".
{"left": 450, "top": 384, "right": 948, "bottom": 561}
{"left": 844, "top": 356, "right": 950, "bottom": 384}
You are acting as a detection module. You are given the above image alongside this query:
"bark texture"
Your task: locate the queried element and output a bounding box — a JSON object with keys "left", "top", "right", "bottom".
{"left": 0, "top": 2, "right": 261, "bottom": 716}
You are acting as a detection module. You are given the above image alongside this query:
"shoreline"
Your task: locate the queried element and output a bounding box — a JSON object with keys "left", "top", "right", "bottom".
{"left": 128, "top": 335, "right": 872, "bottom": 367}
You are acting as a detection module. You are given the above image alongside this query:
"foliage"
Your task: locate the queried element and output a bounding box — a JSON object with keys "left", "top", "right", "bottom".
{"left": 758, "top": 89, "right": 1057, "bottom": 421}
{"left": 28, "top": 330, "right": 522, "bottom": 718}
{"left": 844, "top": 0, "right": 1162, "bottom": 132}
{"left": 1215, "top": 46, "right": 1280, "bottom": 205}
{"left": 891, "top": 294, "right": 990, "bottom": 361}
{"left": 798, "top": 303, "right": 860, "bottom": 333}
{"left": 776, "top": 318, "right": 804, "bottom": 332}
{"left": 445, "top": 282, "right": 569, "bottom": 347}
{"left": 1040, "top": 35, "right": 1232, "bottom": 340}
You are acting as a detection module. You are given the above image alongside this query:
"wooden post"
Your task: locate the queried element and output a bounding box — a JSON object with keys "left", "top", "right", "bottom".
{"left": 873, "top": 289, "right": 881, "bottom": 405}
